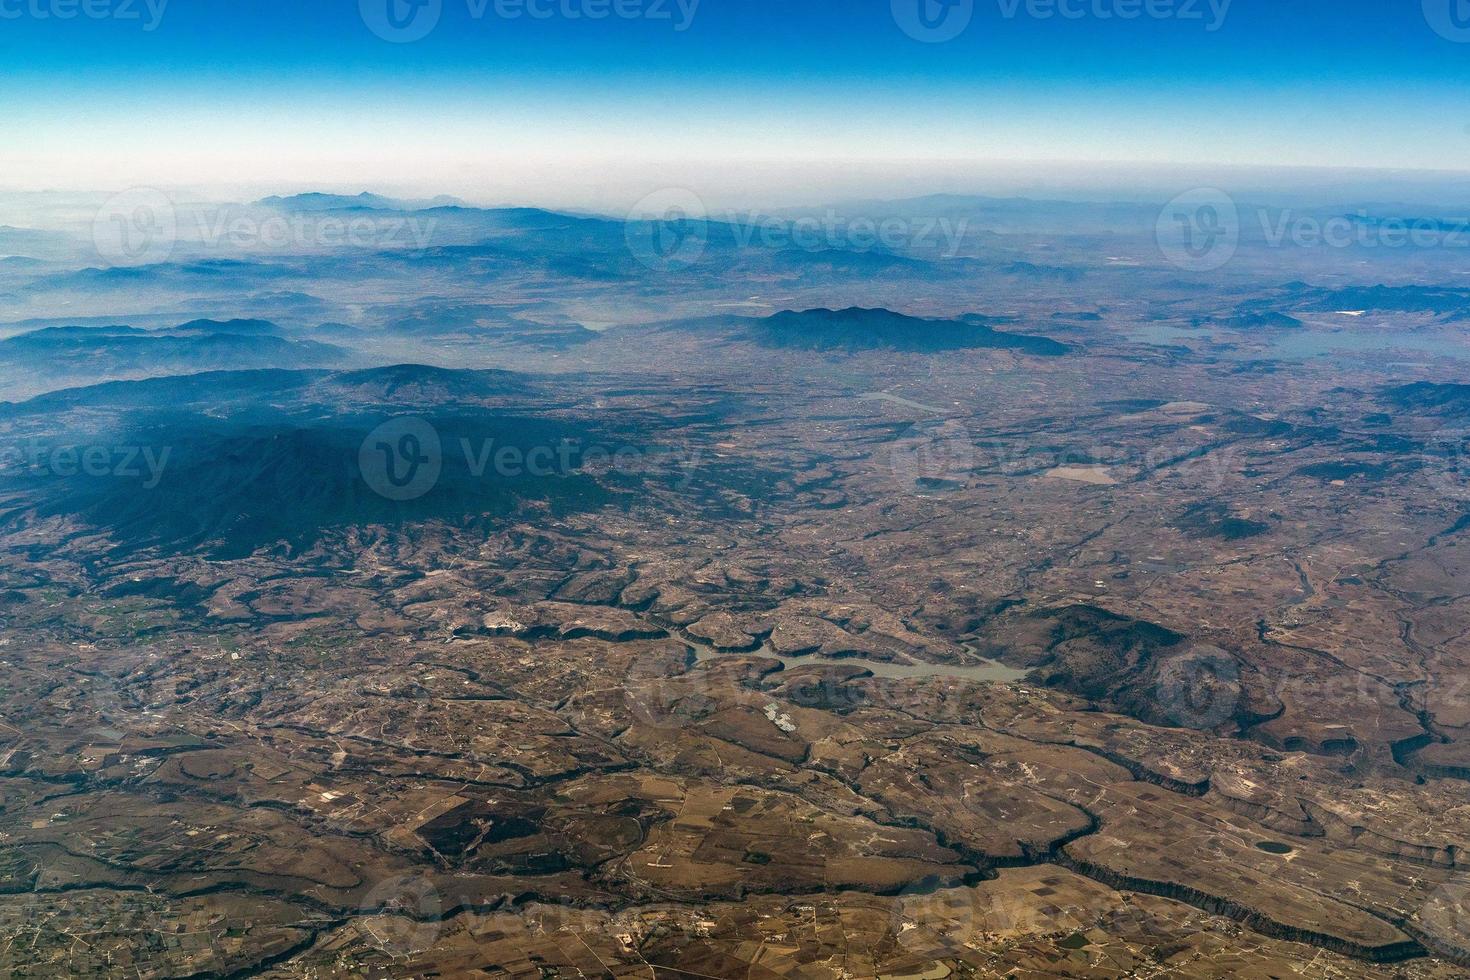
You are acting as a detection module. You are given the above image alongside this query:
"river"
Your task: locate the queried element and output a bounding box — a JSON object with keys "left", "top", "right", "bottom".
{"left": 684, "top": 638, "right": 1029, "bottom": 684}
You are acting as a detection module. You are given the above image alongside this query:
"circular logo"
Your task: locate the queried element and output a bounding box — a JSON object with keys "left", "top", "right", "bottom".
{"left": 1155, "top": 188, "right": 1240, "bottom": 272}
{"left": 1425, "top": 0, "right": 1470, "bottom": 42}
{"left": 360, "top": 875, "right": 442, "bottom": 955}
{"left": 623, "top": 647, "right": 716, "bottom": 732}
{"left": 1154, "top": 645, "right": 1241, "bottom": 730}
{"left": 1426, "top": 429, "right": 1470, "bottom": 501}
{"left": 92, "top": 187, "right": 177, "bottom": 268}
{"left": 892, "top": 0, "right": 974, "bottom": 42}
{"left": 625, "top": 188, "right": 709, "bottom": 273}
{"left": 360, "top": 0, "right": 442, "bottom": 42}
{"left": 1417, "top": 880, "right": 1470, "bottom": 958}
{"left": 888, "top": 419, "right": 976, "bottom": 492}
{"left": 360, "top": 417, "right": 442, "bottom": 502}
{"left": 889, "top": 880, "right": 996, "bottom": 954}
{"left": 777, "top": 668, "right": 870, "bottom": 714}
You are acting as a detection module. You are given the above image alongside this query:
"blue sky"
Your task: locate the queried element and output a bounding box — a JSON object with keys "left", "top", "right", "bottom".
{"left": 4, "top": 0, "right": 1470, "bottom": 206}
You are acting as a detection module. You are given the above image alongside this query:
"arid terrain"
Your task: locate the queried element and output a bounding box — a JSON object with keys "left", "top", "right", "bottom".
{"left": 2, "top": 192, "right": 1470, "bottom": 977}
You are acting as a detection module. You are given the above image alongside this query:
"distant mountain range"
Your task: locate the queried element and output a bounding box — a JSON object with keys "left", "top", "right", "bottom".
{"left": 662, "top": 307, "right": 1070, "bottom": 355}
{"left": 0, "top": 225, "right": 76, "bottom": 261}
{"left": 3, "top": 191, "right": 1114, "bottom": 335}
{"left": 0, "top": 318, "right": 346, "bottom": 395}
{"left": 256, "top": 192, "right": 467, "bottom": 212}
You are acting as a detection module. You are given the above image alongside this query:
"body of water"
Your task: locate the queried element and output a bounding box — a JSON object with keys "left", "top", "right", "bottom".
{"left": 686, "top": 639, "right": 1029, "bottom": 684}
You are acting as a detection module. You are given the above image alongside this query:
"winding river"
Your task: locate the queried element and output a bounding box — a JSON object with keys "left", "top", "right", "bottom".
{"left": 684, "top": 638, "right": 1029, "bottom": 684}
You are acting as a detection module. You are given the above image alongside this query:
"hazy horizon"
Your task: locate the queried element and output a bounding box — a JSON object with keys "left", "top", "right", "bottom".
{"left": 8, "top": 0, "right": 1470, "bottom": 206}
{"left": 12, "top": 159, "right": 1470, "bottom": 218}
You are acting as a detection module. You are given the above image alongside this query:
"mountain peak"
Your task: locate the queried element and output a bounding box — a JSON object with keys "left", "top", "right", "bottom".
{"left": 743, "top": 307, "right": 1070, "bottom": 355}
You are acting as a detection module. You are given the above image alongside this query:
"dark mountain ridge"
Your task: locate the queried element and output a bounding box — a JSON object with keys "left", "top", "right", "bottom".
{"left": 680, "top": 307, "right": 1071, "bottom": 355}
{"left": 0, "top": 364, "right": 771, "bottom": 559}
{"left": 1382, "top": 381, "right": 1470, "bottom": 416}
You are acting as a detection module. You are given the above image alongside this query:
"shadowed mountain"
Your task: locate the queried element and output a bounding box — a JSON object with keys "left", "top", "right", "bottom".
{"left": 1177, "top": 502, "right": 1271, "bottom": 541}
{"left": 1285, "top": 284, "right": 1470, "bottom": 317}
{"left": 10, "top": 415, "right": 620, "bottom": 560}
{"left": 1381, "top": 382, "right": 1470, "bottom": 416}
{"left": 1196, "top": 311, "right": 1303, "bottom": 330}
{"left": 320, "top": 364, "right": 535, "bottom": 403}
{"left": 0, "top": 365, "right": 776, "bottom": 559}
{"left": 683, "top": 307, "right": 1071, "bottom": 355}
{"left": 2, "top": 366, "right": 542, "bottom": 419}
{"left": 2, "top": 369, "right": 328, "bottom": 414}
{"left": 170, "top": 318, "right": 284, "bottom": 337}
